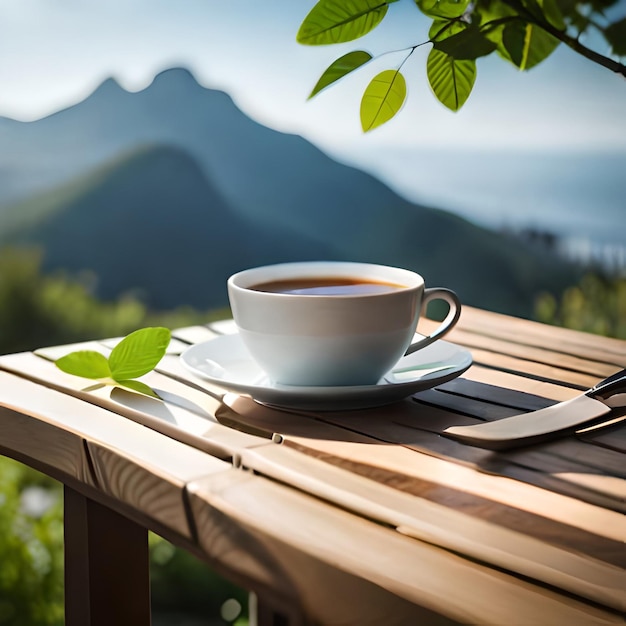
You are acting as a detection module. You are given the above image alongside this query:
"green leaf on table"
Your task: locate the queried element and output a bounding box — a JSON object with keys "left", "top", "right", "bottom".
{"left": 108, "top": 327, "right": 171, "bottom": 381}
{"left": 360, "top": 69, "right": 406, "bottom": 132}
{"left": 427, "top": 48, "right": 475, "bottom": 111}
{"left": 297, "top": 0, "right": 396, "bottom": 45}
{"left": 116, "top": 379, "right": 161, "bottom": 399}
{"left": 56, "top": 351, "right": 111, "bottom": 379}
{"left": 605, "top": 18, "right": 626, "bottom": 56}
{"left": 501, "top": 20, "right": 560, "bottom": 70}
{"left": 309, "top": 51, "right": 373, "bottom": 98}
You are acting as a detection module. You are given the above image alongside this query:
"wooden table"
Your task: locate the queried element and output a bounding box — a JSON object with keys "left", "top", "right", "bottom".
{"left": 0, "top": 306, "right": 624, "bottom": 625}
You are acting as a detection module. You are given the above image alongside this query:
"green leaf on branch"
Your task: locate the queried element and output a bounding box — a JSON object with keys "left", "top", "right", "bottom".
{"left": 56, "top": 351, "right": 111, "bottom": 379}
{"left": 501, "top": 20, "right": 560, "bottom": 70}
{"left": 523, "top": 0, "right": 565, "bottom": 29}
{"left": 297, "top": 0, "right": 625, "bottom": 130}
{"left": 416, "top": 0, "right": 470, "bottom": 20}
{"left": 297, "top": 0, "right": 397, "bottom": 45}
{"left": 433, "top": 25, "right": 497, "bottom": 59}
{"left": 360, "top": 70, "right": 406, "bottom": 131}
{"left": 473, "top": 1, "right": 516, "bottom": 48}
{"left": 427, "top": 48, "right": 476, "bottom": 111}
{"left": 108, "top": 327, "right": 171, "bottom": 380}
{"left": 309, "top": 51, "right": 373, "bottom": 99}
{"left": 429, "top": 17, "right": 467, "bottom": 42}
{"left": 538, "top": 0, "right": 565, "bottom": 29}
{"left": 605, "top": 18, "right": 626, "bottom": 57}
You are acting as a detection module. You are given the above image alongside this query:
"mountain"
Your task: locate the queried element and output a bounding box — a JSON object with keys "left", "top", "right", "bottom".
{"left": 0, "top": 145, "right": 338, "bottom": 308}
{"left": 0, "top": 68, "right": 581, "bottom": 316}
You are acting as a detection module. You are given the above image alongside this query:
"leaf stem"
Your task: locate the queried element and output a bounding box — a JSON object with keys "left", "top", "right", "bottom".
{"left": 398, "top": 48, "right": 416, "bottom": 71}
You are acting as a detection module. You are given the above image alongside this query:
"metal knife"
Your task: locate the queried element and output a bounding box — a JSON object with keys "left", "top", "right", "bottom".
{"left": 443, "top": 369, "right": 626, "bottom": 450}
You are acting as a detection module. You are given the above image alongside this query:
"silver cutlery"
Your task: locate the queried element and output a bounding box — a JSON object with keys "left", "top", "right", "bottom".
{"left": 444, "top": 369, "right": 626, "bottom": 450}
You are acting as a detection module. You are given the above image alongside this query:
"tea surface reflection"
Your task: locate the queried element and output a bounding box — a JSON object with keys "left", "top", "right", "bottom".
{"left": 249, "top": 276, "right": 405, "bottom": 296}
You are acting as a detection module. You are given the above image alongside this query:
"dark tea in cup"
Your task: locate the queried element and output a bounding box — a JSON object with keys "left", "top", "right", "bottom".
{"left": 249, "top": 276, "right": 405, "bottom": 296}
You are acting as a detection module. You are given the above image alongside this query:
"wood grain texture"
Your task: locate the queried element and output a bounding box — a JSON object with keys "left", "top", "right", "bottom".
{"left": 238, "top": 443, "right": 626, "bottom": 611}
{"left": 219, "top": 392, "right": 626, "bottom": 512}
{"left": 87, "top": 435, "right": 229, "bottom": 540}
{"left": 456, "top": 306, "right": 626, "bottom": 364}
{"left": 188, "top": 469, "right": 624, "bottom": 625}
{"left": 274, "top": 433, "right": 626, "bottom": 543}
{"left": 431, "top": 325, "right": 619, "bottom": 378}
{"left": 459, "top": 366, "right": 581, "bottom": 401}
{"left": 219, "top": 395, "right": 626, "bottom": 574}
{"left": 460, "top": 346, "right": 601, "bottom": 389}
{"left": 190, "top": 475, "right": 457, "bottom": 626}
{"left": 0, "top": 372, "right": 112, "bottom": 484}
{"left": 579, "top": 422, "right": 626, "bottom": 453}
{"left": 0, "top": 406, "right": 87, "bottom": 483}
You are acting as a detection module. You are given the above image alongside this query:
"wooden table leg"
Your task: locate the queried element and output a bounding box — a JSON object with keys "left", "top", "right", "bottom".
{"left": 250, "top": 592, "right": 304, "bottom": 626}
{"left": 64, "top": 486, "right": 151, "bottom": 626}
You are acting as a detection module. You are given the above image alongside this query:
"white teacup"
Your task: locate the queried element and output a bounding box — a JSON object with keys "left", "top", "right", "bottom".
{"left": 227, "top": 261, "right": 461, "bottom": 387}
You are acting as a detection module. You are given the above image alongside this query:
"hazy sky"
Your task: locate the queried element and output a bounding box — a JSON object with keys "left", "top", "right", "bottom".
{"left": 1, "top": 0, "right": 625, "bottom": 244}
{"left": 2, "top": 1, "right": 624, "bottom": 144}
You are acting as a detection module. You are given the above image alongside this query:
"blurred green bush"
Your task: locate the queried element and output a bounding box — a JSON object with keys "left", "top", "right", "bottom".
{"left": 0, "top": 458, "right": 248, "bottom": 625}
{"left": 535, "top": 272, "right": 626, "bottom": 339}
{"left": 0, "top": 247, "right": 229, "bottom": 355}
{"left": 0, "top": 246, "right": 245, "bottom": 625}
{"left": 0, "top": 458, "right": 64, "bottom": 626}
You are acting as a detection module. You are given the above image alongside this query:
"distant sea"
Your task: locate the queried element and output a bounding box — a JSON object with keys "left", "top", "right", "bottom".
{"left": 350, "top": 148, "right": 626, "bottom": 273}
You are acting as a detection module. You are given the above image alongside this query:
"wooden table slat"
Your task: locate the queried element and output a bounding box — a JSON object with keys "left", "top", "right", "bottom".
{"left": 457, "top": 307, "right": 626, "bottom": 364}
{"left": 171, "top": 325, "right": 219, "bottom": 345}
{"left": 578, "top": 422, "right": 626, "bottom": 453}
{"left": 435, "top": 325, "right": 620, "bottom": 378}
{"left": 462, "top": 346, "right": 601, "bottom": 390}
{"left": 459, "top": 366, "right": 582, "bottom": 401}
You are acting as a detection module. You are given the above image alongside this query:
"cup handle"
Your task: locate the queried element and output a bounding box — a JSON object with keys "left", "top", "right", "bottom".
{"left": 405, "top": 288, "right": 461, "bottom": 355}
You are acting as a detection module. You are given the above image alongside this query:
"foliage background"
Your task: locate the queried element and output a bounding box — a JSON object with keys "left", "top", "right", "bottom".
{"left": 0, "top": 248, "right": 246, "bottom": 626}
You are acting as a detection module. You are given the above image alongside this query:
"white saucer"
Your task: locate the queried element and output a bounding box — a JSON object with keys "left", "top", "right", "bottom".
{"left": 180, "top": 333, "right": 472, "bottom": 411}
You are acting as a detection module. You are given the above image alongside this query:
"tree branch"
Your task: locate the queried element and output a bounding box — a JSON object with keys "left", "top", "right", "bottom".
{"left": 501, "top": 0, "right": 626, "bottom": 78}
